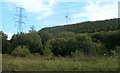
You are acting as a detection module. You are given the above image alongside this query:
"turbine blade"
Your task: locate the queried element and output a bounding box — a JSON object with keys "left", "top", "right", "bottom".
{"left": 68, "top": 17, "right": 72, "bottom": 23}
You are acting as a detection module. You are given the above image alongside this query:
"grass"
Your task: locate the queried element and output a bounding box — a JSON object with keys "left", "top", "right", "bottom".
{"left": 0, "top": 53, "right": 2, "bottom": 71}
{"left": 2, "top": 54, "right": 118, "bottom": 71}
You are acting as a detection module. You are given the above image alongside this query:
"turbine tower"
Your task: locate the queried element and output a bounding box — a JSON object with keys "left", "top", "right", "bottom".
{"left": 65, "top": 8, "right": 72, "bottom": 25}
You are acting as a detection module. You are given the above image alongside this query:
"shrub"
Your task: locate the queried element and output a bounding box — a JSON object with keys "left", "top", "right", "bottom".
{"left": 43, "top": 46, "right": 53, "bottom": 57}
{"left": 93, "top": 42, "right": 106, "bottom": 55}
{"left": 72, "top": 34, "right": 97, "bottom": 55}
{"left": 46, "top": 38, "right": 68, "bottom": 56}
{"left": 12, "top": 46, "right": 30, "bottom": 57}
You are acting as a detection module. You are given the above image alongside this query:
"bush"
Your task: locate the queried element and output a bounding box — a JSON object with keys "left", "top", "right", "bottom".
{"left": 72, "top": 34, "right": 97, "bottom": 55}
{"left": 46, "top": 38, "right": 68, "bottom": 56}
{"left": 93, "top": 43, "right": 106, "bottom": 55}
{"left": 43, "top": 46, "right": 53, "bottom": 57}
{"left": 46, "top": 34, "right": 98, "bottom": 56}
{"left": 12, "top": 46, "right": 30, "bottom": 57}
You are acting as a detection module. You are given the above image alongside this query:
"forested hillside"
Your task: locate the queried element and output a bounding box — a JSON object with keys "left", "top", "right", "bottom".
{"left": 2, "top": 18, "right": 120, "bottom": 71}
{"left": 1, "top": 18, "right": 120, "bottom": 56}
{"left": 39, "top": 18, "right": 119, "bottom": 35}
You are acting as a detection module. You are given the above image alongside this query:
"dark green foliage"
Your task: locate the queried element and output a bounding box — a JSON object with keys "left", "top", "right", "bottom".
{"left": 118, "top": 18, "right": 120, "bottom": 30}
{"left": 38, "top": 31, "right": 55, "bottom": 44}
{"left": 2, "top": 18, "right": 119, "bottom": 57}
{"left": 9, "top": 33, "right": 27, "bottom": 53}
{"left": 46, "top": 38, "right": 68, "bottom": 56}
{"left": 0, "top": 32, "right": 2, "bottom": 51}
{"left": 67, "top": 34, "right": 97, "bottom": 55}
{"left": 39, "top": 18, "right": 119, "bottom": 35}
{"left": 12, "top": 46, "right": 30, "bottom": 57}
{"left": 57, "top": 31, "right": 76, "bottom": 38}
{"left": 43, "top": 46, "right": 53, "bottom": 57}
{"left": 106, "top": 31, "right": 120, "bottom": 49}
{"left": 26, "top": 32, "right": 43, "bottom": 54}
{"left": 91, "top": 30, "right": 120, "bottom": 54}
{"left": 1, "top": 32, "right": 10, "bottom": 54}
{"left": 38, "top": 18, "right": 119, "bottom": 56}
{"left": 114, "top": 46, "right": 120, "bottom": 55}
{"left": 45, "top": 34, "right": 101, "bottom": 56}
{"left": 93, "top": 43, "right": 106, "bottom": 55}
{"left": 9, "top": 31, "right": 43, "bottom": 54}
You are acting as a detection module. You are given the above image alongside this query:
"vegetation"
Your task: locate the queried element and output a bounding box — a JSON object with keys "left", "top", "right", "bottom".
{"left": 0, "top": 32, "right": 2, "bottom": 52}
{"left": 1, "top": 32, "right": 10, "bottom": 53}
{"left": 91, "top": 30, "right": 120, "bottom": 55}
{"left": 2, "top": 54, "right": 118, "bottom": 71}
{"left": 9, "top": 31, "right": 43, "bottom": 54}
{"left": 39, "top": 18, "right": 119, "bottom": 35}
{"left": 1, "top": 18, "right": 120, "bottom": 56}
{"left": 0, "top": 54, "right": 2, "bottom": 71}
{"left": 12, "top": 46, "right": 30, "bottom": 57}
{"left": 1, "top": 18, "right": 120, "bottom": 71}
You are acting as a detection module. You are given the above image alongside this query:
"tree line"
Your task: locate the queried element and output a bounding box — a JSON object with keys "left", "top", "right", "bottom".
{"left": 39, "top": 18, "right": 119, "bottom": 35}
{"left": 1, "top": 18, "right": 120, "bottom": 57}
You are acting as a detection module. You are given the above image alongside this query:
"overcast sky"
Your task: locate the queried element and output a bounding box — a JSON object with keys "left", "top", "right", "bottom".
{"left": 0, "top": 0, "right": 119, "bottom": 40}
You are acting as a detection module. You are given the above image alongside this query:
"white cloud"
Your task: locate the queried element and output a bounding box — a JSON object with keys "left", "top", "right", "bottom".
{"left": 58, "top": 0, "right": 118, "bottom": 26}
{"left": 49, "top": 0, "right": 56, "bottom": 7}
{"left": 4, "top": 0, "right": 56, "bottom": 20}
{"left": 2, "top": 0, "right": 119, "bottom": 26}
{"left": 4, "top": 32, "right": 14, "bottom": 40}
{"left": 3, "top": 0, "right": 119, "bottom": 2}
{"left": 73, "top": 0, "right": 118, "bottom": 22}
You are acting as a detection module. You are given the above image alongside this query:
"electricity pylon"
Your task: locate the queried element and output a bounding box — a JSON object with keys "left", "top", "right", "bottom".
{"left": 14, "top": 7, "right": 27, "bottom": 34}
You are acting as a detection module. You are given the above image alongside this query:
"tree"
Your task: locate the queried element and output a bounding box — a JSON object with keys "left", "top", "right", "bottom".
{"left": 70, "top": 34, "right": 97, "bottom": 55}
{"left": 39, "top": 18, "right": 118, "bottom": 35}
{"left": 38, "top": 31, "right": 55, "bottom": 44}
{"left": 10, "top": 31, "right": 43, "bottom": 54}
{"left": 45, "top": 34, "right": 98, "bottom": 56}
{"left": 9, "top": 33, "right": 28, "bottom": 53}
{"left": 27, "top": 31, "right": 43, "bottom": 54}
{"left": 1, "top": 32, "right": 10, "bottom": 54}
{"left": 57, "top": 31, "right": 75, "bottom": 39}
{"left": 46, "top": 38, "right": 68, "bottom": 56}
{"left": 91, "top": 30, "right": 120, "bottom": 55}
{"left": 0, "top": 32, "right": 2, "bottom": 52}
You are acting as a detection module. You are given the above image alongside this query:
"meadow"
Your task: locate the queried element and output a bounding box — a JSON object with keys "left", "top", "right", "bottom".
{"left": 0, "top": 53, "right": 2, "bottom": 71}
{"left": 2, "top": 54, "right": 118, "bottom": 71}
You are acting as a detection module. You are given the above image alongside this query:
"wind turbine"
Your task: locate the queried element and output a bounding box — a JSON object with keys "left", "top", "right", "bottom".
{"left": 65, "top": 8, "right": 72, "bottom": 25}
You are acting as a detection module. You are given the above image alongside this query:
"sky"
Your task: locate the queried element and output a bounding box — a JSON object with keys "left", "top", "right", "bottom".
{"left": 0, "top": 0, "right": 119, "bottom": 40}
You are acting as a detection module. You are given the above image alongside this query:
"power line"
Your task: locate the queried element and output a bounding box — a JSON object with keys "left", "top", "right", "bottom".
{"left": 14, "top": 7, "right": 27, "bottom": 34}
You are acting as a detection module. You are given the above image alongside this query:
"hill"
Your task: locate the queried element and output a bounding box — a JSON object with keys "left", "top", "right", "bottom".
{"left": 39, "top": 18, "right": 119, "bottom": 35}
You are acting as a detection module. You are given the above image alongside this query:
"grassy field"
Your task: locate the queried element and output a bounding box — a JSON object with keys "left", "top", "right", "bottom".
{"left": 2, "top": 54, "right": 118, "bottom": 71}
{"left": 0, "top": 53, "right": 2, "bottom": 71}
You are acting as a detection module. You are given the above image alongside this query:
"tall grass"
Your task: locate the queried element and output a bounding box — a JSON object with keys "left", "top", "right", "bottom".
{"left": 2, "top": 54, "right": 118, "bottom": 71}
{"left": 0, "top": 53, "right": 2, "bottom": 72}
